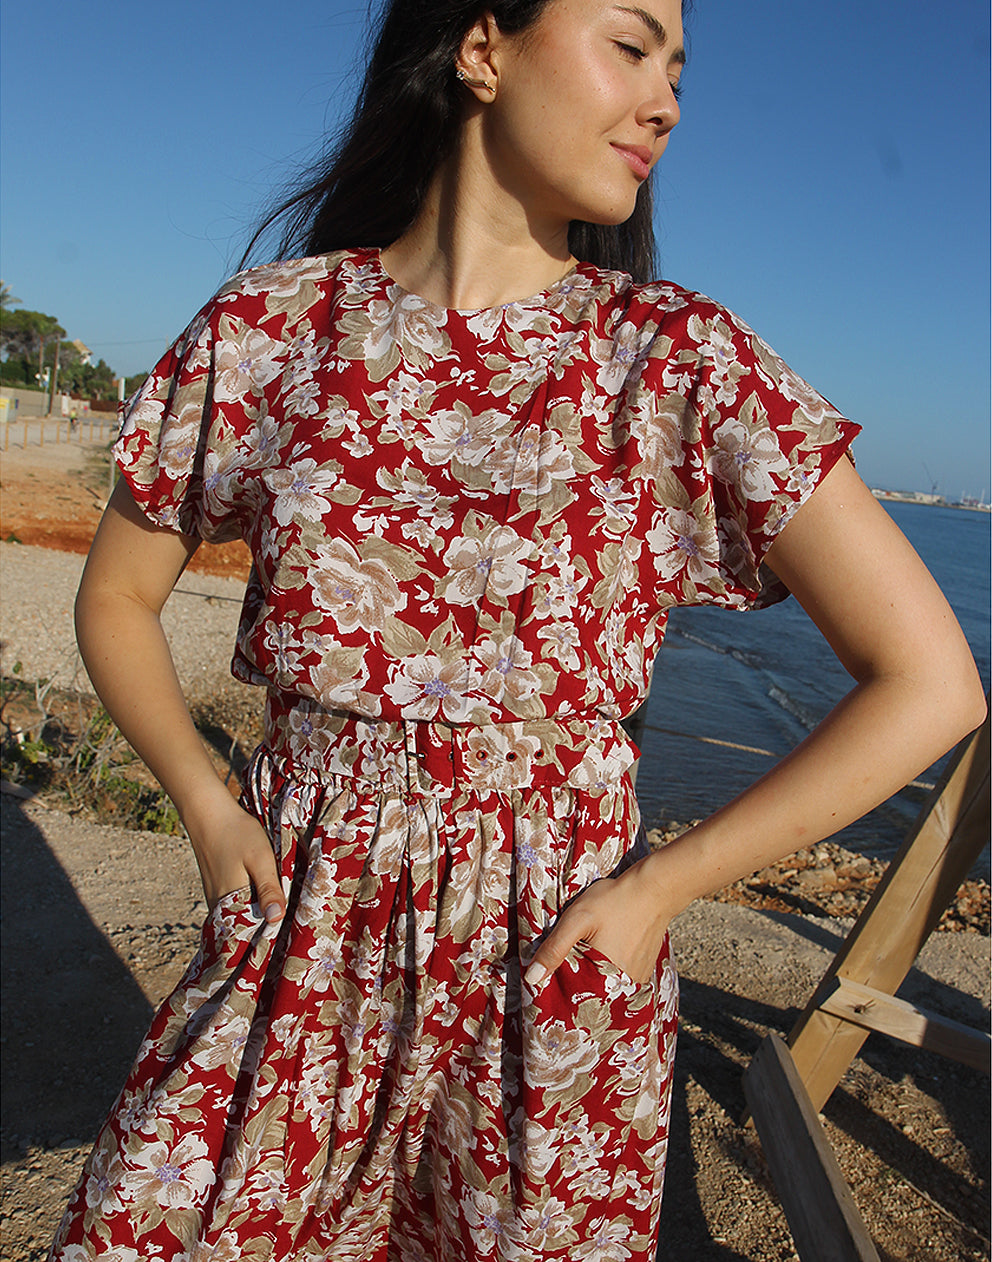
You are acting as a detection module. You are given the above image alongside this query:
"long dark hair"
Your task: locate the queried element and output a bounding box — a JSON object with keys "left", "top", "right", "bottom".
{"left": 242, "top": 1, "right": 688, "bottom": 281}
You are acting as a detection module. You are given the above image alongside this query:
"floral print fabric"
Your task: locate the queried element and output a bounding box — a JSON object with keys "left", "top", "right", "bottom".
{"left": 51, "top": 248, "right": 858, "bottom": 1260}
{"left": 109, "top": 247, "right": 858, "bottom": 729}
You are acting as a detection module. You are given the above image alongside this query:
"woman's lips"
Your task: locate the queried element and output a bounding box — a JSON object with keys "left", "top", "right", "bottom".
{"left": 611, "top": 144, "right": 652, "bottom": 180}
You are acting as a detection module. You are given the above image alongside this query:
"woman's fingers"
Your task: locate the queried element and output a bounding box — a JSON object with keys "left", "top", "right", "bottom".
{"left": 245, "top": 846, "right": 286, "bottom": 923}
{"left": 193, "top": 802, "right": 286, "bottom": 922}
{"left": 523, "top": 868, "right": 671, "bottom": 991}
{"left": 524, "top": 911, "right": 592, "bottom": 990}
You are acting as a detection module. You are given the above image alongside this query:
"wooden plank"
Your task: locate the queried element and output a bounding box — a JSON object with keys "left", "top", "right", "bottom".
{"left": 787, "top": 715, "right": 990, "bottom": 1112}
{"left": 743, "top": 1034, "right": 880, "bottom": 1262}
{"left": 818, "top": 978, "right": 991, "bottom": 1073}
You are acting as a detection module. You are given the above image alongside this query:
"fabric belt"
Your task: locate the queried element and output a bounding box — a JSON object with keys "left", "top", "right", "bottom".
{"left": 262, "top": 691, "right": 639, "bottom": 797}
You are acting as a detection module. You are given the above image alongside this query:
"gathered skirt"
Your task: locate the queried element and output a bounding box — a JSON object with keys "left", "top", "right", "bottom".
{"left": 50, "top": 699, "right": 679, "bottom": 1261}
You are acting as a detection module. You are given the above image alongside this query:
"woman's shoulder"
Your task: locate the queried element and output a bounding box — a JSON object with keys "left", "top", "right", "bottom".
{"left": 587, "top": 266, "right": 748, "bottom": 334}
{"left": 213, "top": 249, "right": 364, "bottom": 306}
{"left": 578, "top": 265, "right": 776, "bottom": 369}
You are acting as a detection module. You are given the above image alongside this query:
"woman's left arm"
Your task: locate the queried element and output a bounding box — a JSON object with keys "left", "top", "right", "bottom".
{"left": 525, "top": 458, "right": 987, "bottom": 988}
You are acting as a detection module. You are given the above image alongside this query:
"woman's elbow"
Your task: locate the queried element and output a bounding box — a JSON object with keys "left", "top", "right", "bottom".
{"left": 932, "top": 641, "right": 987, "bottom": 745}
{"left": 955, "top": 665, "right": 988, "bottom": 737}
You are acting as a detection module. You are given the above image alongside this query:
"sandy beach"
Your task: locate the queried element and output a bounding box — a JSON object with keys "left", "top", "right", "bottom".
{"left": 1, "top": 436, "right": 988, "bottom": 1260}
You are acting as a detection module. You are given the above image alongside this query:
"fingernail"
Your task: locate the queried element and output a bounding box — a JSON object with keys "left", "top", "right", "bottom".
{"left": 525, "top": 963, "right": 548, "bottom": 990}
{"left": 263, "top": 902, "right": 284, "bottom": 923}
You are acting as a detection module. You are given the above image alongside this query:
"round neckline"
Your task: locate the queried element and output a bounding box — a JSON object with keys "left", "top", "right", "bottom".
{"left": 368, "top": 247, "right": 586, "bottom": 316}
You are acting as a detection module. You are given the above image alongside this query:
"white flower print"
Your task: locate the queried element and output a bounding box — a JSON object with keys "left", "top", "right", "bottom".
{"left": 82, "top": 247, "right": 858, "bottom": 1261}
{"left": 264, "top": 457, "right": 341, "bottom": 527}
{"left": 118, "top": 1133, "right": 215, "bottom": 1212}
{"left": 593, "top": 319, "right": 654, "bottom": 394}
{"left": 646, "top": 506, "right": 721, "bottom": 589}
{"left": 383, "top": 653, "right": 470, "bottom": 722}
{"left": 234, "top": 255, "right": 331, "bottom": 300}
{"left": 188, "top": 1013, "right": 252, "bottom": 1073}
{"left": 472, "top": 636, "right": 541, "bottom": 706}
{"left": 536, "top": 621, "right": 582, "bottom": 671}
{"left": 368, "top": 368, "right": 438, "bottom": 421}
{"left": 701, "top": 318, "right": 748, "bottom": 406}
{"left": 573, "top": 1217, "right": 636, "bottom": 1260}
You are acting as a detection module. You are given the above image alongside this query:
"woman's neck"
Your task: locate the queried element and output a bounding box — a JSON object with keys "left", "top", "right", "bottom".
{"left": 381, "top": 140, "right": 576, "bottom": 310}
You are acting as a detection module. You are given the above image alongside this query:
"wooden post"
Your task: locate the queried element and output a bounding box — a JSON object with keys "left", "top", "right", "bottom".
{"left": 743, "top": 1035, "right": 880, "bottom": 1262}
{"left": 23, "top": 415, "right": 28, "bottom": 449}
{"left": 786, "top": 715, "right": 990, "bottom": 1112}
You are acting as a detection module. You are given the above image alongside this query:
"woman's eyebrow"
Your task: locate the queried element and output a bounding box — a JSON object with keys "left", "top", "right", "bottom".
{"left": 614, "top": 5, "right": 687, "bottom": 63}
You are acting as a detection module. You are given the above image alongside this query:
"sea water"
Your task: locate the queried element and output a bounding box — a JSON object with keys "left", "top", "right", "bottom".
{"left": 635, "top": 501, "right": 991, "bottom": 874}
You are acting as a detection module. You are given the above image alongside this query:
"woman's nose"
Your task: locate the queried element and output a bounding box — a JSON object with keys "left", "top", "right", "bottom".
{"left": 638, "top": 80, "right": 680, "bottom": 136}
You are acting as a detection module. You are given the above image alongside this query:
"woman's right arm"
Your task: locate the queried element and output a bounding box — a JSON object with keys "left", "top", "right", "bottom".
{"left": 75, "top": 479, "right": 285, "bottom": 922}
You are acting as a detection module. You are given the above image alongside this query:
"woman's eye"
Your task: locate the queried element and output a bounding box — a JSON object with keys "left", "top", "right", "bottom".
{"left": 615, "top": 41, "right": 647, "bottom": 61}
{"left": 670, "top": 80, "right": 683, "bottom": 101}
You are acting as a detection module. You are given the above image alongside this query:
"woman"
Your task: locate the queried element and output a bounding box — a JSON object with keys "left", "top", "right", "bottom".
{"left": 52, "top": 0, "right": 985, "bottom": 1258}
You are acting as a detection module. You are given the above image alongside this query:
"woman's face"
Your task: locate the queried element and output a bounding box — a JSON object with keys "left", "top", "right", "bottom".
{"left": 478, "top": 0, "right": 684, "bottom": 230}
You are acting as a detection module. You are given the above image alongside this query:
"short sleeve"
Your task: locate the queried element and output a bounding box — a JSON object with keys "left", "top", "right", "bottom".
{"left": 637, "top": 292, "right": 861, "bottom": 611}
{"left": 114, "top": 290, "right": 250, "bottom": 543}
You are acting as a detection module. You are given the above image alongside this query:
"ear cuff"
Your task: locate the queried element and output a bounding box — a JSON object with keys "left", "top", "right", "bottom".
{"left": 456, "top": 68, "right": 497, "bottom": 95}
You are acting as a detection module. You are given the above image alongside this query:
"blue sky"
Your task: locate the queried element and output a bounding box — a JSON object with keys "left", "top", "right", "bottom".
{"left": 2, "top": 0, "right": 989, "bottom": 497}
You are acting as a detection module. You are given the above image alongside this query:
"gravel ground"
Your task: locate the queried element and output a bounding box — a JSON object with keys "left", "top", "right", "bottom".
{"left": 0, "top": 542, "right": 250, "bottom": 705}
{"left": 1, "top": 528, "right": 988, "bottom": 1259}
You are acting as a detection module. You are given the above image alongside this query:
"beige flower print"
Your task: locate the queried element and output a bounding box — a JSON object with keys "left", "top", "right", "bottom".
{"left": 489, "top": 423, "right": 575, "bottom": 498}
{"left": 187, "top": 1013, "right": 253, "bottom": 1074}
{"left": 149, "top": 401, "right": 206, "bottom": 486}
{"left": 308, "top": 538, "right": 408, "bottom": 635}
{"left": 628, "top": 391, "right": 690, "bottom": 483}
{"left": 420, "top": 403, "right": 506, "bottom": 468}
{"left": 441, "top": 526, "right": 532, "bottom": 606}
{"left": 524, "top": 1019, "right": 600, "bottom": 1097}
{"left": 707, "top": 404, "right": 792, "bottom": 502}
{"left": 212, "top": 323, "right": 284, "bottom": 403}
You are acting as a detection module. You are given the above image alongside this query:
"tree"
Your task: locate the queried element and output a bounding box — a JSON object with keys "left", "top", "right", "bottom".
{"left": 0, "top": 308, "right": 65, "bottom": 387}
{"left": 0, "top": 282, "right": 20, "bottom": 311}
{"left": 60, "top": 350, "right": 117, "bottom": 400}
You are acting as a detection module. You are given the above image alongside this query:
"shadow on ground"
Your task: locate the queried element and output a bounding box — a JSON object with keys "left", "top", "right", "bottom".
{"left": 0, "top": 796, "right": 153, "bottom": 1157}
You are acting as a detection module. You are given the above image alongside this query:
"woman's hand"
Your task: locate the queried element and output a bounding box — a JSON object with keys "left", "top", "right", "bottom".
{"left": 184, "top": 786, "right": 286, "bottom": 921}
{"left": 523, "top": 857, "right": 673, "bottom": 990}
{"left": 75, "top": 481, "right": 287, "bottom": 924}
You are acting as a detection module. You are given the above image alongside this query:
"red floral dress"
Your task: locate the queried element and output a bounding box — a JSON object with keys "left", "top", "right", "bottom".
{"left": 51, "top": 248, "right": 859, "bottom": 1261}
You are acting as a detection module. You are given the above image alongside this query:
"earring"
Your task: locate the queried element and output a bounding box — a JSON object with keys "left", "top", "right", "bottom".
{"left": 456, "top": 68, "right": 497, "bottom": 95}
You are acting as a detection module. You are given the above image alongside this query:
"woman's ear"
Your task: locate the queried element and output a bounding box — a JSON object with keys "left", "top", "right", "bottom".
{"left": 455, "top": 13, "right": 502, "bottom": 98}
